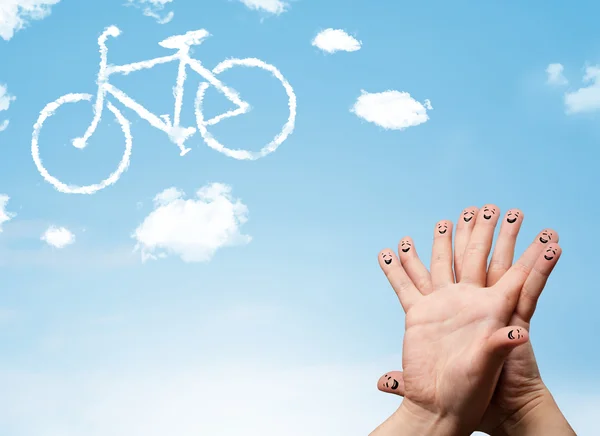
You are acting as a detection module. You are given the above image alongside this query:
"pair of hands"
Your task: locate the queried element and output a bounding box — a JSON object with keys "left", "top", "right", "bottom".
{"left": 371, "top": 205, "right": 574, "bottom": 436}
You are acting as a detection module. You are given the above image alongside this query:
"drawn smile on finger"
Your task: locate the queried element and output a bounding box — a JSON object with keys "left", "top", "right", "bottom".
{"left": 381, "top": 252, "right": 393, "bottom": 265}
{"left": 463, "top": 209, "right": 476, "bottom": 223}
{"left": 483, "top": 206, "right": 497, "bottom": 220}
{"left": 506, "top": 210, "right": 520, "bottom": 224}
{"left": 508, "top": 329, "right": 522, "bottom": 340}
{"left": 437, "top": 222, "right": 448, "bottom": 234}
{"left": 400, "top": 240, "right": 412, "bottom": 253}
{"left": 544, "top": 247, "right": 557, "bottom": 261}
{"left": 539, "top": 230, "right": 554, "bottom": 244}
{"left": 383, "top": 374, "right": 399, "bottom": 390}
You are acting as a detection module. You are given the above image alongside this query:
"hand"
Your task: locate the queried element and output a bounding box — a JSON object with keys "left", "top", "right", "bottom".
{"left": 377, "top": 207, "right": 573, "bottom": 434}
{"left": 371, "top": 205, "right": 561, "bottom": 435}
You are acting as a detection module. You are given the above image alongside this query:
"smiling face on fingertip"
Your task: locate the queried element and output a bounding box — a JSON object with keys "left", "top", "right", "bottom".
{"left": 381, "top": 374, "right": 399, "bottom": 390}
{"left": 482, "top": 205, "right": 497, "bottom": 220}
{"left": 539, "top": 229, "right": 555, "bottom": 244}
{"left": 400, "top": 239, "right": 412, "bottom": 253}
{"left": 462, "top": 207, "right": 477, "bottom": 223}
{"left": 506, "top": 209, "right": 521, "bottom": 224}
{"left": 381, "top": 251, "right": 394, "bottom": 265}
{"left": 436, "top": 221, "right": 450, "bottom": 235}
{"left": 544, "top": 246, "right": 558, "bottom": 261}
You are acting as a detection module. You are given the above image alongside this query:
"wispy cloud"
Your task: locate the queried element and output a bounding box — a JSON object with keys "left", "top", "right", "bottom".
{"left": 351, "top": 90, "right": 433, "bottom": 130}
{"left": 132, "top": 183, "right": 251, "bottom": 262}
{"left": 126, "top": 0, "right": 174, "bottom": 24}
{"left": 0, "top": 357, "right": 400, "bottom": 436}
{"left": 0, "top": 194, "right": 15, "bottom": 232}
{"left": 546, "top": 63, "right": 568, "bottom": 86}
{"left": 565, "top": 65, "right": 600, "bottom": 114}
{"left": 0, "top": 84, "right": 16, "bottom": 132}
{"left": 239, "top": 0, "right": 288, "bottom": 15}
{"left": 312, "top": 29, "right": 361, "bottom": 54}
{"left": 0, "top": 0, "right": 60, "bottom": 41}
{"left": 41, "top": 225, "right": 75, "bottom": 248}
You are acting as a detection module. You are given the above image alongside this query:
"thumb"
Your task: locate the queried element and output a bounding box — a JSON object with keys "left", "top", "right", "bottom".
{"left": 377, "top": 371, "right": 405, "bottom": 396}
{"left": 486, "top": 326, "right": 529, "bottom": 361}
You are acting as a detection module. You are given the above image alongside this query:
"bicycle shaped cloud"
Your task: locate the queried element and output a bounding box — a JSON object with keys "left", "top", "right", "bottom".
{"left": 32, "top": 26, "right": 297, "bottom": 194}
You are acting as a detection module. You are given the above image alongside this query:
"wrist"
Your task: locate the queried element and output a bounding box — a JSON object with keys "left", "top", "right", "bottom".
{"left": 493, "top": 388, "right": 575, "bottom": 436}
{"left": 370, "top": 400, "right": 469, "bottom": 436}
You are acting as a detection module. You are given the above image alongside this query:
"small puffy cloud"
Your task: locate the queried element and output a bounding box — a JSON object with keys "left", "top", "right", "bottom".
{"left": 0, "top": 0, "right": 60, "bottom": 41}
{"left": 351, "top": 90, "right": 433, "bottom": 130}
{"left": 565, "top": 65, "right": 600, "bottom": 114}
{"left": 0, "top": 84, "right": 16, "bottom": 131}
{"left": 312, "top": 29, "right": 361, "bottom": 54}
{"left": 0, "top": 194, "right": 15, "bottom": 231}
{"left": 133, "top": 183, "right": 251, "bottom": 263}
{"left": 546, "top": 63, "right": 568, "bottom": 86}
{"left": 41, "top": 226, "right": 75, "bottom": 248}
{"left": 239, "top": 0, "right": 288, "bottom": 15}
{"left": 126, "top": 0, "right": 174, "bottom": 24}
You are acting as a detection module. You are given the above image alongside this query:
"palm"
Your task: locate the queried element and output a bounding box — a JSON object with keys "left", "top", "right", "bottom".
{"left": 402, "top": 284, "right": 511, "bottom": 423}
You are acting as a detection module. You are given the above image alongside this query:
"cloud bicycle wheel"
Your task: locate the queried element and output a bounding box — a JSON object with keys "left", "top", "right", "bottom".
{"left": 31, "top": 93, "right": 133, "bottom": 194}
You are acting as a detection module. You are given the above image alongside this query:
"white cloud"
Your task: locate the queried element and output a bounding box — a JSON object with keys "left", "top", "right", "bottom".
{"left": 41, "top": 226, "right": 75, "bottom": 248}
{"left": 0, "top": 194, "right": 15, "bottom": 232}
{"left": 0, "top": 84, "right": 16, "bottom": 131}
{"left": 546, "top": 63, "right": 568, "bottom": 86}
{"left": 0, "top": 0, "right": 60, "bottom": 41}
{"left": 565, "top": 65, "right": 600, "bottom": 114}
{"left": 239, "top": 0, "right": 288, "bottom": 14}
{"left": 351, "top": 90, "right": 433, "bottom": 130}
{"left": 133, "top": 183, "right": 251, "bottom": 262}
{"left": 312, "top": 29, "right": 361, "bottom": 54}
{"left": 126, "top": 0, "right": 174, "bottom": 24}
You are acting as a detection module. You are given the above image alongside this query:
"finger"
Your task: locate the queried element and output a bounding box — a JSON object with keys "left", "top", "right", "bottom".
{"left": 460, "top": 204, "right": 500, "bottom": 286}
{"left": 454, "top": 206, "right": 479, "bottom": 282}
{"left": 379, "top": 249, "right": 421, "bottom": 311}
{"left": 431, "top": 220, "right": 454, "bottom": 291}
{"left": 492, "top": 229, "right": 559, "bottom": 309}
{"left": 516, "top": 243, "right": 562, "bottom": 322}
{"left": 486, "top": 326, "right": 529, "bottom": 362}
{"left": 398, "top": 237, "right": 433, "bottom": 295}
{"left": 487, "top": 209, "right": 524, "bottom": 287}
{"left": 377, "top": 371, "right": 405, "bottom": 396}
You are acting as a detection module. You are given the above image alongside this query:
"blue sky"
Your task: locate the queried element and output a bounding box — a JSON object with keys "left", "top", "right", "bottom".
{"left": 1, "top": 0, "right": 599, "bottom": 434}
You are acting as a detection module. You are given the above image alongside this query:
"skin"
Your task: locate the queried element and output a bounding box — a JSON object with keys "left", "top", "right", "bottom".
{"left": 373, "top": 206, "right": 574, "bottom": 435}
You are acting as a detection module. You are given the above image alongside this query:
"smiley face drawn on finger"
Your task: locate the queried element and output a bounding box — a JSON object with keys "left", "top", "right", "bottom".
{"left": 437, "top": 221, "right": 449, "bottom": 235}
{"left": 463, "top": 208, "right": 476, "bottom": 223}
{"left": 508, "top": 328, "right": 523, "bottom": 340}
{"left": 539, "top": 230, "right": 554, "bottom": 244}
{"left": 506, "top": 209, "right": 520, "bottom": 224}
{"left": 544, "top": 247, "right": 557, "bottom": 261}
{"left": 482, "top": 205, "right": 497, "bottom": 220}
{"left": 382, "top": 374, "right": 399, "bottom": 390}
{"left": 400, "top": 240, "right": 412, "bottom": 253}
{"left": 381, "top": 251, "right": 394, "bottom": 265}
